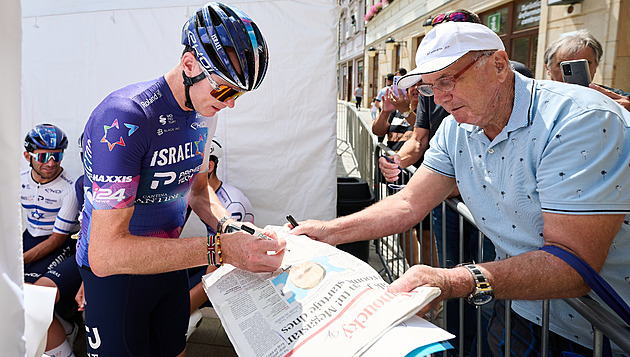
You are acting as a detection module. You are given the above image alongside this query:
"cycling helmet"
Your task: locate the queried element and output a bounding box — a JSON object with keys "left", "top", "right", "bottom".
{"left": 182, "top": 2, "right": 269, "bottom": 92}
{"left": 209, "top": 138, "right": 223, "bottom": 159}
{"left": 24, "top": 124, "right": 68, "bottom": 152}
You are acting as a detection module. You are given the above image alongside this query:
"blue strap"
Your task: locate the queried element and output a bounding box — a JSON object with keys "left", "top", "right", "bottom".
{"left": 539, "top": 245, "right": 630, "bottom": 326}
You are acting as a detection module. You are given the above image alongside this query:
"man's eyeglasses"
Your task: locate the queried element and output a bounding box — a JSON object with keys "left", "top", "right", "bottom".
{"left": 29, "top": 151, "right": 63, "bottom": 163}
{"left": 431, "top": 12, "right": 469, "bottom": 26}
{"left": 417, "top": 55, "right": 482, "bottom": 97}
{"left": 199, "top": 66, "right": 246, "bottom": 102}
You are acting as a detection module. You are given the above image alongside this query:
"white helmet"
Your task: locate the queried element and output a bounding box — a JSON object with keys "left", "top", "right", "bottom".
{"left": 209, "top": 138, "right": 223, "bottom": 159}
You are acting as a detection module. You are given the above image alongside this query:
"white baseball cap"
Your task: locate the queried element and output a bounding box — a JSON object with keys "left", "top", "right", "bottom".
{"left": 398, "top": 22, "right": 505, "bottom": 89}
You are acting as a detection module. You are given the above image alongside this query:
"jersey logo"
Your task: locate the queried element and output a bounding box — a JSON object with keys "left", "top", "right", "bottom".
{"left": 101, "top": 119, "right": 126, "bottom": 151}
{"left": 85, "top": 326, "right": 102, "bottom": 350}
{"left": 149, "top": 142, "right": 197, "bottom": 167}
{"left": 195, "top": 134, "right": 206, "bottom": 157}
{"left": 191, "top": 121, "right": 207, "bottom": 130}
{"left": 124, "top": 123, "right": 139, "bottom": 136}
{"left": 139, "top": 89, "right": 162, "bottom": 108}
{"left": 94, "top": 188, "right": 126, "bottom": 202}
{"left": 150, "top": 172, "right": 177, "bottom": 189}
{"left": 92, "top": 175, "right": 133, "bottom": 183}
{"left": 31, "top": 210, "right": 44, "bottom": 220}
{"left": 159, "top": 114, "right": 175, "bottom": 126}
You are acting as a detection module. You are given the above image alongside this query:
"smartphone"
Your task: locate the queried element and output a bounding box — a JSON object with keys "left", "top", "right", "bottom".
{"left": 560, "top": 59, "right": 591, "bottom": 87}
{"left": 391, "top": 75, "right": 405, "bottom": 97}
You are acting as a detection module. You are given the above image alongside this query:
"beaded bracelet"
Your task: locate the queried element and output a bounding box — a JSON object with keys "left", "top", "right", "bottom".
{"left": 207, "top": 233, "right": 223, "bottom": 268}
{"left": 215, "top": 232, "right": 223, "bottom": 267}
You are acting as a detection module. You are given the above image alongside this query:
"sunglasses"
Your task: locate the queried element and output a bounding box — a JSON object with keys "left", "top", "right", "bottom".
{"left": 431, "top": 12, "right": 469, "bottom": 26}
{"left": 199, "top": 66, "right": 246, "bottom": 102}
{"left": 29, "top": 151, "right": 63, "bottom": 163}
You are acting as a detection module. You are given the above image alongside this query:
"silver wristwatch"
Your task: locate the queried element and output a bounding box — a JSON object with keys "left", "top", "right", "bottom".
{"left": 462, "top": 264, "right": 494, "bottom": 306}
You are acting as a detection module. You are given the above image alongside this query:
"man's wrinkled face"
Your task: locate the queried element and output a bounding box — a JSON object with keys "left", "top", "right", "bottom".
{"left": 421, "top": 52, "right": 496, "bottom": 126}
{"left": 546, "top": 46, "right": 598, "bottom": 82}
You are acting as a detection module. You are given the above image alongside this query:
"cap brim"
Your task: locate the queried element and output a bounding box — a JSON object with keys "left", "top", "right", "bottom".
{"left": 417, "top": 52, "right": 467, "bottom": 75}
{"left": 397, "top": 70, "right": 421, "bottom": 89}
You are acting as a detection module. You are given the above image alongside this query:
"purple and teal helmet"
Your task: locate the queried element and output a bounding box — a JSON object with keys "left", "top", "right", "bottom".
{"left": 182, "top": 2, "right": 269, "bottom": 92}
{"left": 24, "top": 124, "right": 68, "bottom": 152}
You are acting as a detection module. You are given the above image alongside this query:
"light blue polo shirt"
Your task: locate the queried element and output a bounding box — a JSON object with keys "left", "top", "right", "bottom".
{"left": 423, "top": 72, "right": 630, "bottom": 350}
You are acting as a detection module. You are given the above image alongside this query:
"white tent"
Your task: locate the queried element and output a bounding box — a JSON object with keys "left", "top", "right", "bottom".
{"left": 5, "top": 0, "right": 339, "bottom": 354}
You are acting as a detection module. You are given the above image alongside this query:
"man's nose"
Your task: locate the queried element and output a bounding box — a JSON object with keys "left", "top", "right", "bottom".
{"left": 224, "top": 98, "right": 236, "bottom": 109}
{"left": 432, "top": 88, "right": 451, "bottom": 105}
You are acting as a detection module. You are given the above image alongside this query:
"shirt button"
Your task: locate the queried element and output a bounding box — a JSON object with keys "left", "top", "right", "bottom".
{"left": 488, "top": 149, "right": 495, "bottom": 154}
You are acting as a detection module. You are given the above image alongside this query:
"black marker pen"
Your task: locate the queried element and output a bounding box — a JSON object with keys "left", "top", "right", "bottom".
{"left": 381, "top": 155, "right": 404, "bottom": 172}
{"left": 240, "top": 225, "right": 273, "bottom": 240}
{"left": 286, "top": 215, "right": 299, "bottom": 227}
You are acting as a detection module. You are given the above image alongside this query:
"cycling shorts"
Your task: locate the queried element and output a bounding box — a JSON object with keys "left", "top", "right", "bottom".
{"left": 23, "top": 230, "right": 75, "bottom": 283}
{"left": 79, "top": 267, "right": 189, "bottom": 357}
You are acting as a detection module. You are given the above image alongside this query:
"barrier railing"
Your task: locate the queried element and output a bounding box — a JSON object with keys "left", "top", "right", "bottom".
{"left": 336, "top": 101, "right": 378, "bottom": 189}
{"left": 336, "top": 100, "right": 630, "bottom": 356}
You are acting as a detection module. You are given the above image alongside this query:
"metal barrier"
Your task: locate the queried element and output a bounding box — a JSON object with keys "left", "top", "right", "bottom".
{"left": 336, "top": 100, "right": 630, "bottom": 356}
{"left": 336, "top": 101, "right": 378, "bottom": 189}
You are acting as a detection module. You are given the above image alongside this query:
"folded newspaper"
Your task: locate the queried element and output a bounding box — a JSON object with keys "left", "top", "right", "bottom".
{"left": 203, "top": 228, "right": 448, "bottom": 357}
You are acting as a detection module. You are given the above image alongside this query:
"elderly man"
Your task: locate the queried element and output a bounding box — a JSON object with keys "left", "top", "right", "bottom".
{"left": 292, "top": 22, "right": 630, "bottom": 356}
{"left": 544, "top": 29, "right": 630, "bottom": 111}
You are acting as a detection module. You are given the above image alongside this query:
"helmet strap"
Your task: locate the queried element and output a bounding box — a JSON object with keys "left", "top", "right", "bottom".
{"left": 182, "top": 71, "right": 206, "bottom": 110}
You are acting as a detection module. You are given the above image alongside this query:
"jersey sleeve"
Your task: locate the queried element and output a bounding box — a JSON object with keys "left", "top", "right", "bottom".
{"left": 84, "top": 100, "right": 148, "bottom": 210}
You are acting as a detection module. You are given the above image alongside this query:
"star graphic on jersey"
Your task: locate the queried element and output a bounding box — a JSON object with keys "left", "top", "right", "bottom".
{"left": 194, "top": 134, "right": 205, "bottom": 157}
{"left": 101, "top": 118, "right": 126, "bottom": 151}
{"left": 124, "top": 123, "right": 139, "bottom": 136}
{"left": 31, "top": 210, "right": 44, "bottom": 220}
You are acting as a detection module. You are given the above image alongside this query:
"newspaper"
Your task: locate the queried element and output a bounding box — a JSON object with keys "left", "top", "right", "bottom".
{"left": 202, "top": 229, "right": 445, "bottom": 357}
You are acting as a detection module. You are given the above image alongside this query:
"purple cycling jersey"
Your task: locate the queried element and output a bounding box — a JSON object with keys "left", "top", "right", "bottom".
{"left": 77, "top": 76, "right": 214, "bottom": 268}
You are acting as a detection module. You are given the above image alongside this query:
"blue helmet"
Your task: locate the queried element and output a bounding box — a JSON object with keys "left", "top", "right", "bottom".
{"left": 24, "top": 124, "right": 68, "bottom": 152}
{"left": 182, "top": 2, "right": 269, "bottom": 91}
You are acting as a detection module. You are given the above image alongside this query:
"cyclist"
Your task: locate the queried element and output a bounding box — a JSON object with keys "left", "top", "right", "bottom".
{"left": 77, "top": 3, "right": 285, "bottom": 356}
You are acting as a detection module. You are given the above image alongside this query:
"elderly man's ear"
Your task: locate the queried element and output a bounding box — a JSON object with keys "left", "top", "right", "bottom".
{"left": 493, "top": 51, "right": 512, "bottom": 82}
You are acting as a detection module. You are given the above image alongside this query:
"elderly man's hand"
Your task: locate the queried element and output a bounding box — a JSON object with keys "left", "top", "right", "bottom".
{"left": 221, "top": 229, "right": 286, "bottom": 272}
{"left": 378, "top": 154, "right": 402, "bottom": 182}
{"left": 388, "top": 264, "right": 474, "bottom": 316}
{"left": 589, "top": 83, "right": 630, "bottom": 111}
{"left": 288, "top": 219, "right": 340, "bottom": 246}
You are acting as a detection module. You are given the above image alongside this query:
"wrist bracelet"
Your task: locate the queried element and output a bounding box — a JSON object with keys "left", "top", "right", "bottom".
{"left": 217, "top": 216, "right": 231, "bottom": 234}
{"left": 215, "top": 232, "right": 223, "bottom": 267}
{"left": 207, "top": 233, "right": 223, "bottom": 268}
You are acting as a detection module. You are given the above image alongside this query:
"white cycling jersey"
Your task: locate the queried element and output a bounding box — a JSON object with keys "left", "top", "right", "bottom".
{"left": 20, "top": 168, "right": 80, "bottom": 237}
{"left": 216, "top": 182, "right": 254, "bottom": 223}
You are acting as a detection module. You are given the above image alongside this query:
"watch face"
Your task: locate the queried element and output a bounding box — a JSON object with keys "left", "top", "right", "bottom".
{"left": 471, "top": 292, "right": 494, "bottom": 306}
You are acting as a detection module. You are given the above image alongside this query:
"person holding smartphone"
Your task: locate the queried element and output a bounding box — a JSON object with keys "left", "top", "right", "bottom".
{"left": 544, "top": 29, "right": 630, "bottom": 111}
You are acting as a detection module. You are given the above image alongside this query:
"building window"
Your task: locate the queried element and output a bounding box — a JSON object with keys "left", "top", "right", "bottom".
{"left": 357, "top": 60, "right": 364, "bottom": 86}
{"left": 481, "top": 0, "right": 540, "bottom": 75}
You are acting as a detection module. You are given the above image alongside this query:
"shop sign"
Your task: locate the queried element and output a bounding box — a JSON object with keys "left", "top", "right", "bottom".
{"left": 488, "top": 13, "right": 501, "bottom": 33}
{"left": 515, "top": 0, "right": 541, "bottom": 30}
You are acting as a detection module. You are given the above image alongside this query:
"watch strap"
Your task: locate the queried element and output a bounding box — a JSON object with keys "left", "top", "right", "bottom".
{"left": 462, "top": 264, "right": 493, "bottom": 305}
